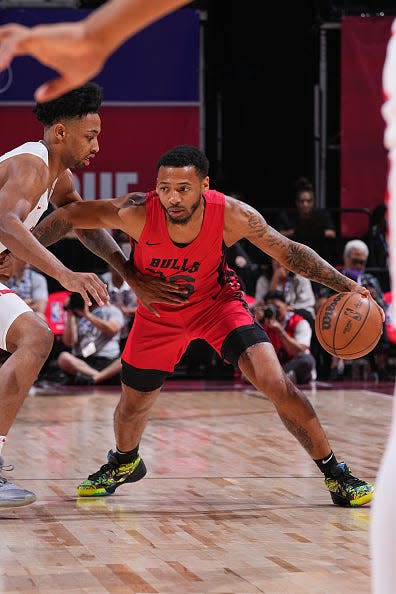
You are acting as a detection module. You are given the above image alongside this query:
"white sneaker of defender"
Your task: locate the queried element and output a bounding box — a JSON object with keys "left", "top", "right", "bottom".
{"left": 0, "top": 477, "right": 36, "bottom": 507}
{"left": 0, "top": 457, "right": 36, "bottom": 507}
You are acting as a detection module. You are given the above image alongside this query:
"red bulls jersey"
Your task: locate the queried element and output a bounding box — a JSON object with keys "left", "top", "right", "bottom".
{"left": 131, "top": 189, "right": 242, "bottom": 314}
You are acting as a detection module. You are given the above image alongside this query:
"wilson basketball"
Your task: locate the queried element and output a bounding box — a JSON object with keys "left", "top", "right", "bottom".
{"left": 315, "top": 292, "right": 383, "bottom": 359}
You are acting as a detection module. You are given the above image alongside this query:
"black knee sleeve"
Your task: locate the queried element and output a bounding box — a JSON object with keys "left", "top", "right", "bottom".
{"left": 221, "top": 323, "right": 269, "bottom": 367}
{"left": 121, "top": 360, "right": 169, "bottom": 391}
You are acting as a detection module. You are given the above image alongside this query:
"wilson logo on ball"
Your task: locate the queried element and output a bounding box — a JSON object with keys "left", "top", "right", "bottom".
{"left": 322, "top": 293, "right": 344, "bottom": 330}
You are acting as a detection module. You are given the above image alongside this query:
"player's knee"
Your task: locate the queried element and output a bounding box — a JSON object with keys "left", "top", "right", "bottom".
{"left": 117, "top": 390, "right": 154, "bottom": 420}
{"left": 8, "top": 314, "right": 53, "bottom": 358}
{"left": 261, "top": 372, "right": 289, "bottom": 402}
{"left": 30, "top": 321, "right": 53, "bottom": 359}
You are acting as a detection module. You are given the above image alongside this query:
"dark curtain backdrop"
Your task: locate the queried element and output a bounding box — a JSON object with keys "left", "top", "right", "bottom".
{"left": 202, "top": 2, "right": 317, "bottom": 211}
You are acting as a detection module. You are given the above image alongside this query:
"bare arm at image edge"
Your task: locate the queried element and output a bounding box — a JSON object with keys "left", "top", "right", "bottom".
{"left": 0, "top": 0, "right": 189, "bottom": 102}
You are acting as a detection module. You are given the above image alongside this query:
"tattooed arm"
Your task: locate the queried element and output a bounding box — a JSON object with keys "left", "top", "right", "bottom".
{"left": 32, "top": 216, "right": 129, "bottom": 275}
{"left": 36, "top": 170, "right": 131, "bottom": 273}
{"left": 224, "top": 196, "right": 369, "bottom": 296}
{"left": 30, "top": 193, "right": 189, "bottom": 315}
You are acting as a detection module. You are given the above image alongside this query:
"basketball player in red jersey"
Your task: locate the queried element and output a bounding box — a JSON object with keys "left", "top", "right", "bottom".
{"left": 42, "top": 144, "right": 379, "bottom": 506}
{"left": 0, "top": 85, "right": 187, "bottom": 509}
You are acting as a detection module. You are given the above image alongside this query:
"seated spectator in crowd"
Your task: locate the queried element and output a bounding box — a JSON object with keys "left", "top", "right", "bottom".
{"left": 225, "top": 191, "right": 262, "bottom": 297}
{"left": 255, "top": 257, "right": 316, "bottom": 320}
{"left": 226, "top": 240, "right": 259, "bottom": 297}
{"left": 365, "top": 203, "right": 389, "bottom": 292}
{"left": 101, "top": 263, "right": 137, "bottom": 351}
{"left": 255, "top": 290, "right": 316, "bottom": 385}
{"left": 112, "top": 229, "right": 131, "bottom": 259}
{"left": 278, "top": 177, "right": 337, "bottom": 264}
{"left": 317, "top": 239, "right": 391, "bottom": 381}
{"left": 7, "top": 262, "right": 48, "bottom": 322}
{"left": 57, "top": 292, "right": 124, "bottom": 385}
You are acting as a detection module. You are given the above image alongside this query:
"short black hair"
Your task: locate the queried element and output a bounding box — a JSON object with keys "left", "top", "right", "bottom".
{"left": 157, "top": 145, "right": 209, "bottom": 179}
{"left": 293, "top": 176, "right": 314, "bottom": 197}
{"left": 264, "top": 289, "right": 286, "bottom": 303}
{"left": 33, "top": 82, "right": 103, "bottom": 127}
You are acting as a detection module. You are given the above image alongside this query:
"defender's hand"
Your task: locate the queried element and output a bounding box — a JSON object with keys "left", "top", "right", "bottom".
{"left": 60, "top": 271, "right": 109, "bottom": 307}
{"left": 0, "top": 23, "right": 105, "bottom": 102}
{"left": 125, "top": 270, "right": 189, "bottom": 317}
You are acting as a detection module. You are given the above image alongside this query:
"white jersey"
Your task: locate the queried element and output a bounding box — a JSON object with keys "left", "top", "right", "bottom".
{"left": 0, "top": 141, "right": 57, "bottom": 254}
{"left": 383, "top": 21, "right": 396, "bottom": 326}
{"left": 371, "top": 17, "right": 396, "bottom": 594}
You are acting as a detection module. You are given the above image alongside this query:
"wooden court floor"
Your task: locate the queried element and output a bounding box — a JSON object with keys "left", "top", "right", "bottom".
{"left": 0, "top": 379, "right": 392, "bottom": 594}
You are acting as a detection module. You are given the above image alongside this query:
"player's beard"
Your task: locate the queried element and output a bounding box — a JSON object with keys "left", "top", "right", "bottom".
{"left": 166, "top": 196, "right": 202, "bottom": 226}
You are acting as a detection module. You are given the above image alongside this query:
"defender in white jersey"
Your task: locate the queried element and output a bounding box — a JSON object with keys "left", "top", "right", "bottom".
{"left": 0, "top": 83, "right": 110, "bottom": 507}
{"left": 370, "top": 19, "right": 396, "bottom": 593}
{"left": 0, "top": 83, "right": 190, "bottom": 508}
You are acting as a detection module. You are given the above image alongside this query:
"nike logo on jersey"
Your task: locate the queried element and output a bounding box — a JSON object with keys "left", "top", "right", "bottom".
{"left": 146, "top": 241, "right": 161, "bottom": 246}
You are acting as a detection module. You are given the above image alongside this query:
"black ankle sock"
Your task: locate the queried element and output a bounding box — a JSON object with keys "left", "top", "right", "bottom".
{"left": 115, "top": 446, "right": 139, "bottom": 463}
{"left": 314, "top": 451, "right": 338, "bottom": 477}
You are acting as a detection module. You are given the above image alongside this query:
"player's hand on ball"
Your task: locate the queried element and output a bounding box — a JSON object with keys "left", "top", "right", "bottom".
{"left": 348, "top": 284, "right": 385, "bottom": 322}
{"left": 351, "top": 284, "right": 370, "bottom": 298}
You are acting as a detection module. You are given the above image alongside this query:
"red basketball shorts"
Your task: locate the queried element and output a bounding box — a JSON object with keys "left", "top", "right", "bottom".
{"left": 122, "top": 288, "right": 265, "bottom": 372}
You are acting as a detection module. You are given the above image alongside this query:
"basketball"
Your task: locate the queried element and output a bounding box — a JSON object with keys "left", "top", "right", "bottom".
{"left": 315, "top": 292, "right": 383, "bottom": 360}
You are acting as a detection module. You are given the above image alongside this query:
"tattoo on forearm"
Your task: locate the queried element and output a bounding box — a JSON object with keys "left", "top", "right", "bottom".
{"left": 244, "top": 206, "right": 267, "bottom": 238}
{"left": 33, "top": 218, "right": 72, "bottom": 246}
{"left": 121, "top": 192, "right": 146, "bottom": 209}
{"left": 284, "top": 242, "right": 352, "bottom": 292}
{"left": 280, "top": 415, "right": 314, "bottom": 454}
{"left": 241, "top": 203, "right": 353, "bottom": 293}
{"left": 76, "top": 229, "right": 126, "bottom": 269}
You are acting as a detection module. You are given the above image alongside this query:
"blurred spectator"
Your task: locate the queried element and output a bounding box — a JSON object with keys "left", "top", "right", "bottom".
{"left": 101, "top": 263, "right": 137, "bottom": 351}
{"left": 255, "top": 289, "right": 316, "bottom": 384}
{"left": 226, "top": 191, "right": 262, "bottom": 296}
{"left": 255, "top": 257, "right": 316, "bottom": 320}
{"left": 57, "top": 292, "right": 124, "bottom": 385}
{"left": 226, "top": 240, "right": 259, "bottom": 297}
{"left": 278, "top": 177, "right": 337, "bottom": 263}
{"left": 365, "top": 203, "right": 389, "bottom": 292}
{"left": 113, "top": 229, "right": 131, "bottom": 259}
{"left": 7, "top": 263, "right": 48, "bottom": 322}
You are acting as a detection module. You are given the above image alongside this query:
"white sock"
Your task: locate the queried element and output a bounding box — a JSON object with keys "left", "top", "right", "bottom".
{"left": 0, "top": 436, "right": 6, "bottom": 457}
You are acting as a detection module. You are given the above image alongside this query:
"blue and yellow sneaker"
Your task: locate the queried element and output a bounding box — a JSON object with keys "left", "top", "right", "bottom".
{"left": 324, "top": 462, "right": 374, "bottom": 507}
{"left": 77, "top": 450, "right": 147, "bottom": 497}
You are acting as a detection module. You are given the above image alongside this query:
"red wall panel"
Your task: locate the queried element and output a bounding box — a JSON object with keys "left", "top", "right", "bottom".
{"left": 341, "top": 16, "right": 392, "bottom": 236}
{"left": 0, "top": 105, "right": 200, "bottom": 198}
